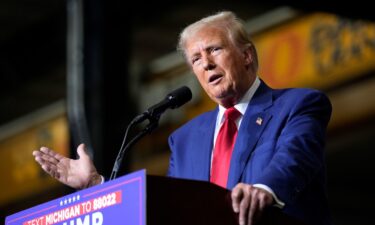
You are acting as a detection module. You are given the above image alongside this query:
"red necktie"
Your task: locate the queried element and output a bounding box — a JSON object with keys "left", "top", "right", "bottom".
{"left": 210, "top": 107, "right": 241, "bottom": 188}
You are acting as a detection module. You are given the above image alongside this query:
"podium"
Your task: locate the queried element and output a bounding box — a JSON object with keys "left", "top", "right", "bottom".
{"left": 6, "top": 170, "right": 305, "bottom": 225}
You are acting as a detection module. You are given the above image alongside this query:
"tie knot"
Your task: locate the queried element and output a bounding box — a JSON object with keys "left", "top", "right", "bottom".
{"left": 224, "top": 107, "right": 241, "bottom": 121}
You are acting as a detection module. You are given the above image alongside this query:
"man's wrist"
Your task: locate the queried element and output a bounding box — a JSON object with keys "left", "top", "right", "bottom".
{"left": 86, "top": 173, "right": 104, "bottom": 188}
{"left": 253, "top": 184, "right": 285, "bottom": 208}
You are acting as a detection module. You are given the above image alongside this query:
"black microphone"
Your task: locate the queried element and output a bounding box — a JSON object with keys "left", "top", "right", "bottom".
{"left": 110, "top": 86, "right": 192, "bottom": 180}
{"left": 133, "top": 86, "right": 192, "bottom": 123}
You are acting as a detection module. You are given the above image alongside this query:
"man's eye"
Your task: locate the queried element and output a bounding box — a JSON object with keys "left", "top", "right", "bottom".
{"left": 192, "top": 57, "right": 200, "bottom": 64}
{"left": 213, "top": 47, "right": 221, "bottom": 51}
{"left": 211, "top": 47, "right": 222, "bottom": 54}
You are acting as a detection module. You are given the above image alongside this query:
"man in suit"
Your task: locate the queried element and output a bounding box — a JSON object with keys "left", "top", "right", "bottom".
{"left": 168, "top": 11, "right": 332, "bottom": 225}
{"left": 33, "top": 11, "right": 332, "bottom": 225}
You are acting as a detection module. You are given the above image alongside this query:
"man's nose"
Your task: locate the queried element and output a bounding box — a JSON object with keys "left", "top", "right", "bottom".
{"left": 202, "top": 55, "right": 216, "bottom": 71}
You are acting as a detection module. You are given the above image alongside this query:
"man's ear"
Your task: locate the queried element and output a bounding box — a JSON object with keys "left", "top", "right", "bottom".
{"left": 243, "top": 46, "right": 253, "bottom": 65}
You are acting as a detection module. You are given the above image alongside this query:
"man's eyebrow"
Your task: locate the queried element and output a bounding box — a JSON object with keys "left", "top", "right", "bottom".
{"left": 205, "top": 44, "right": 217, "bottom": 50}
{"left": 190, "top": 52, "right": 201, "bottom": 58}
{"left": 189, "top": 43, "right": 222, "bottom": 58}
{"left": 206, "top": 43, "right": 223, "bottom": 51}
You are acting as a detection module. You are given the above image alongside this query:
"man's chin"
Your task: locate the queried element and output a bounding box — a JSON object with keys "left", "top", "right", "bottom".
{"left": 215, "top": 89, "right": 232, "bottom": 99}
{"left": 212, "top": 92, "right": 236, "bottom": 107}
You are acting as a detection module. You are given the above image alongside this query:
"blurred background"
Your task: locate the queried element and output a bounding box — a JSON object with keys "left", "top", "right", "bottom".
{"left": 1, "top": 0, "right": 374, "bottom": 224}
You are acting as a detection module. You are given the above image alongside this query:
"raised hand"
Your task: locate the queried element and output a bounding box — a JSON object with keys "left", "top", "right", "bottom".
{"left": 33, "top": 143, "right": 102, "bottom": 189}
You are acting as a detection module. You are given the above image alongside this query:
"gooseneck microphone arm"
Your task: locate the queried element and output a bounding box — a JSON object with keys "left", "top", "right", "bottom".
{"left": 109, "top": 86, "right": 192, "bottom": 180}
{"left": 109, "top": 116, "right": 158, "bottom": 180}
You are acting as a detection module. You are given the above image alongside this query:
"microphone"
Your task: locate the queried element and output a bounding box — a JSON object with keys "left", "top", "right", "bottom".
{"left": 110, "top": 86, "right": 192, "bottom": 180}
{"left": 133, "top": 86, "right": 192, "bottom": 123}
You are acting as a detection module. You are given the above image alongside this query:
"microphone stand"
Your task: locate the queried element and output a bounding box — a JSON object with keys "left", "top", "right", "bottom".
{"left": 109, "top": 85, "right": 192, "bottom": 181}
{"left": 109, "top": 114, "right": 159, "bottom": 180}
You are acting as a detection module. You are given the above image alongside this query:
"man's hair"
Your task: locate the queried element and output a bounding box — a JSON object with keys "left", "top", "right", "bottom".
{"left": 177, "top": 11, "right": 258, "bottom": 72}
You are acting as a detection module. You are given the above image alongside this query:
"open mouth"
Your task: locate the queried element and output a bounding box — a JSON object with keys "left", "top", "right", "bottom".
{"left": 208, "top": 74, "right": 223, "bottom": 84}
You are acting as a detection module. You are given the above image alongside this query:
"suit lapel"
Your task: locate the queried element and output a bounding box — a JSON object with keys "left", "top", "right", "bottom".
{"left": 227, "top": 82, "right": 274, "bottom": 189}
{"left": 191, "top": 108, "right": 218, "bottom": 181}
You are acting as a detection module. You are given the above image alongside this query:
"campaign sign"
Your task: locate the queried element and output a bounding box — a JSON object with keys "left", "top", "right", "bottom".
{"left": 5, "top": 170, "right": 146, "bottom": 225}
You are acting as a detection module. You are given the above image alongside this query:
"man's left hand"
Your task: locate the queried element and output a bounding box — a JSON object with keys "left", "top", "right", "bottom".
{"left": 231, "top": 183, "right": 274, "bottom": 225}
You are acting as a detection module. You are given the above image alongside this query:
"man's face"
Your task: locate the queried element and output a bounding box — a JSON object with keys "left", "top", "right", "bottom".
{"left": 184, "top": 27, "right": 255, "bottom": 107}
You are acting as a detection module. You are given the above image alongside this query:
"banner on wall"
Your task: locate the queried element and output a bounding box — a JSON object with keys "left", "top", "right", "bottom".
{"left": 255, "top": 13, "right": 375, "bottom": 89}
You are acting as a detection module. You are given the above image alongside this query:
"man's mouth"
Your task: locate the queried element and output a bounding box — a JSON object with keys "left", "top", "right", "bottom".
{"left": 208, "top": 74, "right": 223, "bottom": 84}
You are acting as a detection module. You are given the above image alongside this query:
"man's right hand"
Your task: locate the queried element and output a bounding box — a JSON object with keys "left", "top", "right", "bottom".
{"left": 33, "top": 143, "right": 102, "bottom": 190}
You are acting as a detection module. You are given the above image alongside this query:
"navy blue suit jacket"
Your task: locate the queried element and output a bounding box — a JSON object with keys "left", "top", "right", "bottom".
{"left": 167, "top": 81, "right": 332, "bottom": 225}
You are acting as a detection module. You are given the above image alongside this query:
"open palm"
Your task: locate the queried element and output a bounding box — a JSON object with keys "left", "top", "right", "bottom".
{"left": 33, "top": 144, "right": 102, "bottom": 189}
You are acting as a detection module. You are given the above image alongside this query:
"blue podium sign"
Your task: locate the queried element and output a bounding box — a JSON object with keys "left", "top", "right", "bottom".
{"left": 6, "top": 170, "right": 146, "bottom": 225}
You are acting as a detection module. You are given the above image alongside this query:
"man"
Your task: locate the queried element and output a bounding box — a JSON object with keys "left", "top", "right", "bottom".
{"left": 33, "top": 11, "right": 332, "bottom": 225}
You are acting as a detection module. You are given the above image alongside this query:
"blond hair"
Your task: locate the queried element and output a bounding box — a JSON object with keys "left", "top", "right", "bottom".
{"left": 177, "top": 11, "right": 258, "bottom": 72}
